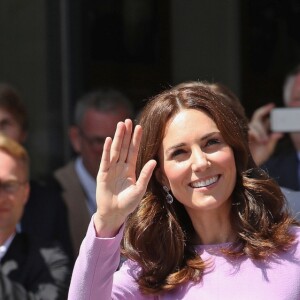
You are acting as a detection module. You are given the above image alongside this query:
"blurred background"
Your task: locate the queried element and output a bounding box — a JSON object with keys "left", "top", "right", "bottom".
{"left": 0, "top": 0, "right": 300, "bottom": 179}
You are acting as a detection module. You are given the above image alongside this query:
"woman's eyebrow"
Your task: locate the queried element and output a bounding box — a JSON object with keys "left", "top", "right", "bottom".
{"left": 165, "top": 143, "right": 185, "bottom": 154}
{"left": 165, "top": 132, "right": 220, "bottom": 154}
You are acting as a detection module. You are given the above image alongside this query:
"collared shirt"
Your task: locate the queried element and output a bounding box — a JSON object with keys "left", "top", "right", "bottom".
{"left": 0, "top": 233, "right": 16, "bottom": 261}
{"left": 75, "top": 157, "right": 96, "bottom": 216}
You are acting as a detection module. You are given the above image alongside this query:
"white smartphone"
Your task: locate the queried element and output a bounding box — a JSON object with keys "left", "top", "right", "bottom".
{"left": 270, "top": 108, "right": 300, "bottom": 132}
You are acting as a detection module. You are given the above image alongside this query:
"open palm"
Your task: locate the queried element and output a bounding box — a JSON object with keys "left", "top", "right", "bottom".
{"left": 94, "top": 119, "right": 156, "bottom": 237}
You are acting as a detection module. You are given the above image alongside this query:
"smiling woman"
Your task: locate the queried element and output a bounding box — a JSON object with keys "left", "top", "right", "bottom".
{"left": 68, "top": 82, "right": 300, "bottom": 300}
{"left": 156, "top": 109, "right": 237, "bottom": 244}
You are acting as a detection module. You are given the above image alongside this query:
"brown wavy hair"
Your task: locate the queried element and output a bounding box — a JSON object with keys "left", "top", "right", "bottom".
{"left": 121, "top": 82, "right": 297, "bottom": 295}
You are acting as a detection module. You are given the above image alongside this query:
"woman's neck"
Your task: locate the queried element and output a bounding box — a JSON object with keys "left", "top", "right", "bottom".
{"left": 188, "top": 209, "right": 235, "bottom": 245}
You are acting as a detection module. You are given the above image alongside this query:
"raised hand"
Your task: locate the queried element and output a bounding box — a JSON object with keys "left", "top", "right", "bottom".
{"left": 248, "top": 103, "right": 283, "bottom": 166}
{"left": 94, "top": 119, "right": 157, "bottom": 237}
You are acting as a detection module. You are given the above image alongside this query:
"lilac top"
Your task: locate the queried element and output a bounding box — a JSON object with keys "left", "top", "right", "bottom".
{"left": 68, "top": 217, "right": 300, "bottom": 300}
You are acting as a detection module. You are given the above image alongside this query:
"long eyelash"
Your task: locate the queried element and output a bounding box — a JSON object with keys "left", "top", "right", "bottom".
{"left": 207, "top": 139, "right": 220, "bottom": 146}
{"left": 171, "top": 149, "right": 184, "bottom": 157}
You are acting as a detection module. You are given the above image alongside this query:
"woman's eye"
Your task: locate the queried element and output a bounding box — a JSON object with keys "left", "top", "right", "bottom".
{"left": 206, "top": 139, "right": 220, "bottom": 147}
{"left": 171, "top": 149, "right": 185, "bottom": 158}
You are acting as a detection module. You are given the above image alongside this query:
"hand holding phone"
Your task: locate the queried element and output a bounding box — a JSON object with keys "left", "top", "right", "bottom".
{"left": 248, "top": 103, "right": 283, "bottom": 165}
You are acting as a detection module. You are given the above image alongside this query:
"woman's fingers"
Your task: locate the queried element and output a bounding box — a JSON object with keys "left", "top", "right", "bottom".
{"left": 97, "top": 120, "right": 142, "bottom": 185}
{"left": 110, "top": 121, "right": 126, "bottom": 163}
{"left": 94, "top": 120, "right": 155, "bottom": 236}
{"left": 98, "top": 137, "right": 112, "bottom": 173}
{"left": 118, "top": 119, "right": 133, "bottom": 162}
{"left": 97, "top": 119, "right": 153, "bottom": 198}
{"left": 127, "top": 124, "right": 142, "bottom": 168}
{"left": 109, "top": 119, "right": 135, "bottom": 164}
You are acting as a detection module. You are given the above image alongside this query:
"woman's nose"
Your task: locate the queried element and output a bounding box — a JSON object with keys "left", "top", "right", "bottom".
{"left": 191, "top": 148, "right": 210, "bottom": 172}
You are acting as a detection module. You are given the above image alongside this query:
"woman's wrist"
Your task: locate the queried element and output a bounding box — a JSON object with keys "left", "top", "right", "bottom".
{"left": 93, "top": 213, "right": 125, "bottom": 238}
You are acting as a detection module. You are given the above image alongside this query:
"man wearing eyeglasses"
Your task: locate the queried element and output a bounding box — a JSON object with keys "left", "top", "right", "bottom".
{"left": 53, "top": 88, "right": 134, "bottom": 257}
{"left": 0, "top": 134, "right": 71, "bottom": 299}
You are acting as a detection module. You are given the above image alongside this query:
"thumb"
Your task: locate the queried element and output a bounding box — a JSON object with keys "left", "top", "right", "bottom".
{"left": 268, "top": 133, "right": 283, "bottom": 151}
{"left": 135, "top": 160, "right": 157, "bottom": 194}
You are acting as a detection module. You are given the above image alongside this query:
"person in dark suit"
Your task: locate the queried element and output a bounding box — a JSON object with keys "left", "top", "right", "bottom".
{"left": 0, "top": 134, "right": 71, "bottom": 299}
{"left": 53, "top": 88, "right": 134, "bottom": 257}
{"left": 0, "top": 83, "right": 73, "bottom": 261}
{"left": 263, "top": 65, "right": 300, "bottom": 191}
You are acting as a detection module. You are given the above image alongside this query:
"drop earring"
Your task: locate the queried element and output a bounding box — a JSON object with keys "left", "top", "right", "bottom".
{"left": 163, "top": 186, "right": 173, "bottom": 204}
